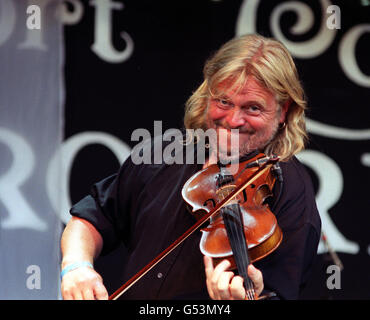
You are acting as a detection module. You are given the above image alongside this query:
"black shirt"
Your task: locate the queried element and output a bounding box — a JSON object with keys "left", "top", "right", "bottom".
{"left": 70, "top": 138, "right": 321, "bottom": 300}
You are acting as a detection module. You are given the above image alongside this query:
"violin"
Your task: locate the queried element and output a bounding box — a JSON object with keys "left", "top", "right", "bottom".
{"left": 182, "top": 153, "right": 283, "bottom": 299}
{"left": 109, "top": 153, "right": 282, "bottom": 300}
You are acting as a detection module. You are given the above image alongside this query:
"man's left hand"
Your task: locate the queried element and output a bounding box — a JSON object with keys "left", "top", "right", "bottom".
{"left": 204, "top": 256, "right": 264, "bottom": 300}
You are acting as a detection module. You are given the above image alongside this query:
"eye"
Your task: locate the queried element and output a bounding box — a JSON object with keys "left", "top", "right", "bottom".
{"left": 246, "top": 104, "right": 261, "bottom": 115}
{"left": 215, "top": 98, "right": 233, "bottom": 110}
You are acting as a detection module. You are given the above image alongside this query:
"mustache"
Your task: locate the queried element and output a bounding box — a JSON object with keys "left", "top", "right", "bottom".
{"left": 213, "top": 121, "right": 255, "bottom": 134}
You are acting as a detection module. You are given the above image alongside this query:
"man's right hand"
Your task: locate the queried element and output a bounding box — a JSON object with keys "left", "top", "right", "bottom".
{"left": 61, "top": 266, "right": 109, "bottom": 300}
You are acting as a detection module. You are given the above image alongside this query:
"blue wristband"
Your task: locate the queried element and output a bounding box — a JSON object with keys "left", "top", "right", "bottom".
{"left": 60, "top": 261, "right": 93, "bottom": 281}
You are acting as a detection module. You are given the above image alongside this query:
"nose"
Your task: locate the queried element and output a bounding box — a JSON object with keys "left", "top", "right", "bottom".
{"left": 225, "top": 106, "right": 246, "bottom": 128}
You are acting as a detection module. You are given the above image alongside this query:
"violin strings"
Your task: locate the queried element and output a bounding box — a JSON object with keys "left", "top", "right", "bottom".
{"left": 218, "top": 167, "right": 255, "bottom": 300}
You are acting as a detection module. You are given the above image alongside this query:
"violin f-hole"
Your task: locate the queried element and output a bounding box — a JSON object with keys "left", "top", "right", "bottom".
{"left": 241, "top": 189, "right": 247, "bottom": 204}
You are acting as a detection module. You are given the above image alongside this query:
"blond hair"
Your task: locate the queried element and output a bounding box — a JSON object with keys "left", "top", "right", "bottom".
{"left": 184, "top": 34, "right": 308, "bottom": 161}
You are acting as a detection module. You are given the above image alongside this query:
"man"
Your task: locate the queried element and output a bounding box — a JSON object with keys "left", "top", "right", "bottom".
{"left": 60, "top": 34, "right": 321, "bottom": 300}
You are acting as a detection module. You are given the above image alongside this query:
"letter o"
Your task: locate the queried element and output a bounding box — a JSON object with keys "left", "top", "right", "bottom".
{"left": 46, "top": 131, "right": 131, "bottom": 224}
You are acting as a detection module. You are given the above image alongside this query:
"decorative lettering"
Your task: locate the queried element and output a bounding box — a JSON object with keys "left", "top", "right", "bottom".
{"left": 46, "top": 131, "right": 131, "bottom": 224}
{"left": 338, "top": 24, "right": 370, "bottom": 88}
{"left": 0, "top": 127, "right": 47, "bottom": 231}
{"left": 57, "top": 0, "right": 84, "bottom": 25}
{"left": 0, "top": 0, "right": 134, "bottom": 64}
{"left": 90, "top": 0, "right": 134, "bottom": 63}
{"left": 297, "top": 150, "right": 359, "bottom": 254}
{"left": 236, "top": 0, "right": 370, "bottom": 88}
{"left": 236, "top": 0, "right": 337, "bottom": 59}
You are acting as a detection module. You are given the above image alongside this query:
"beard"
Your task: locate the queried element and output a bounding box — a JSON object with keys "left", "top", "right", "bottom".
{"left": 206, "top": 118, "right": 280, "bottom": 163}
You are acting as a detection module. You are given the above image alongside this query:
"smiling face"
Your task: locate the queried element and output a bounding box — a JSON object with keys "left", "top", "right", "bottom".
{"left": 206, "top": 76, "right": 287, "bottom": 162}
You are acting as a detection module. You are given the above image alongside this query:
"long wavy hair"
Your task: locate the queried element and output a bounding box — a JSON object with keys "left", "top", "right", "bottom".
{"left": 184, "top": 34, "right": 308, "bottom": 161}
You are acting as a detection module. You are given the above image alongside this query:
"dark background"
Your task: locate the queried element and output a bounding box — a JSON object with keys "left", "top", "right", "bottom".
{"left": 63, "top": 0, "right": 370, "bottom": 299}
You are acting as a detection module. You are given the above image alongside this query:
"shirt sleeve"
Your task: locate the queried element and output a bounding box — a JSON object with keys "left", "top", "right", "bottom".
{"left": 255, "top": 157, "right": 321, "bottom": 299}
{"left": 68, "top": 135, "right": 181, "bottom": 256}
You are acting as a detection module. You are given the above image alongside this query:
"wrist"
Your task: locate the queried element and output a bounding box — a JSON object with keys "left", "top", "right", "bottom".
{"left": 60, "top": 261, "right": 94, "bottom": 281}
{"left": 61, "top": 255, "right": 93, "bottom": 269}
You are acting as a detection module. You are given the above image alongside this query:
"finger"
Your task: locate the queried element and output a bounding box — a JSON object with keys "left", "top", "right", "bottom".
{"left": 94, "top": 282, "right": 109, "bottom": 300}
{"left": 82, "top": 288, "right": 95, "bottom": 300}
{"left": 210, "top": 259, "right": 232, "bottom": 300}
{"left": 63, "top": 293, "right": 73, "bottom": 300}
{"left": 204, "top": 257, "right": 231, "bottom": 300}
{"left": 229, "top": 275, "right": 246, "bottom": 300}
{"left": 203, "top": 255, "right": 214, "bottom": 278}
{"left": 72, "top": 289, "right": 83, "bottom": 300}
{"left": 204, "top": 256, "right": 216, "bottom": 299}
{"left": 216, "top": 271, "right": 234, "bottom": 300}
{"left": 61, "top": 287, "right": 73, "bottom": 300}
{"left": 248, "top": 264, "right": 264, "bottom": 296}
{"left": 212, "top": 259, "right": 231, "bottom": 280}
{"left": 210, "top": 259, "right": 231, "bottom": 287}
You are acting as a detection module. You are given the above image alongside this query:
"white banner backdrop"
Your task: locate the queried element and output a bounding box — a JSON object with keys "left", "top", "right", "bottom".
{"left": 0, "top": 0, "right": 64, "bottom": 299}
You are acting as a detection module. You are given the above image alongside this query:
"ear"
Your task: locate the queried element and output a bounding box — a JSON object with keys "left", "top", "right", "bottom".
{"left": 279, "top": 99, "right": 291, "bottom": 124}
